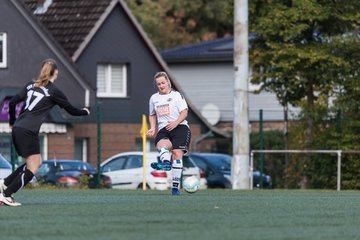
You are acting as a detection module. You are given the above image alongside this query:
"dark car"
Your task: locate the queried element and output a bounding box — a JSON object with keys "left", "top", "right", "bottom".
{"left": 189, "top": 153, "right": 272, "bottom": 189}
{"left": 36, "top": 160, "right": 111, "bottom": 188}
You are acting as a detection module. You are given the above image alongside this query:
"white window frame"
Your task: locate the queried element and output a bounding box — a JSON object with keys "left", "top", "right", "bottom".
{"left": 0, "top": 32, "right": 7, "bottom": 68}
{"left": 97, "top": 64, "right": 127, "bottom": 98}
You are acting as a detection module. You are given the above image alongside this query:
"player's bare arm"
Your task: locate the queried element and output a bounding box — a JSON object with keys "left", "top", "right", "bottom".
{"left": 165, "top": 108, "right": 188, "bottom": 131}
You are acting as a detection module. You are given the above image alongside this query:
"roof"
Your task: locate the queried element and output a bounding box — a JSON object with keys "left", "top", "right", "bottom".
{"left": 10, "top": 0, "right": 94, "bottom": 106}
{"left": 161, "top": 33, "right": 258, "bottom": 63}
{"left": 161, "top": 37, "right": 234, "bottom": 63}
{"left": 24, "top": 0, "right": 112, "bottom": 58}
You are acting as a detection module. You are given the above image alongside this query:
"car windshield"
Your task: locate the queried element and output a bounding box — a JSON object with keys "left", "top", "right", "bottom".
{"left": 202, "top": 154, "right": 231, "bottom": 171}
{"left": 55, "top": 161, "right": 96, "bottom": 172}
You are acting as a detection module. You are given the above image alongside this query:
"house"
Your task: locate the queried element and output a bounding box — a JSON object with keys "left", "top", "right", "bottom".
{"left": 161, "top": 37, "right": 300, "bottom": 134}
{"left": 0, "top": 0, "right": 95, "bottom": 163}
{"left": 0, "top": 0, "right": 226, "bottom": 166}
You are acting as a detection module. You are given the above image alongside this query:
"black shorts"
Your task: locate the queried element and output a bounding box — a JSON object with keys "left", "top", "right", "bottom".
{"left": 12, "top": 127, "right": 40, "bottom": 158}
{"left": 155, "top": 125, "right": 191, "bottom": 154}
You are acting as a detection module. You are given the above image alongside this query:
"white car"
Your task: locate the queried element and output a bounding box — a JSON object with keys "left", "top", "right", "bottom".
{"left": 0, "top": 154, "right": 12, "bottom": 179}
{"left": 101, "top": 151, "right": 207, "bottom": 190}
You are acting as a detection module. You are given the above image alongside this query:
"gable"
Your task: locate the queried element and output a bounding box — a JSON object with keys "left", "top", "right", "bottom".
{"left": 0, "top": 0, "right": 94, "bottom": 107}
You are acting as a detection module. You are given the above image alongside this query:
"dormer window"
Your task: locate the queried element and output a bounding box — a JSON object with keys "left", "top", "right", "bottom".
{"left": 34, "top": 0, "right": 53, "bottom": 15}
{"left": 0, "top": 32, "right": 7, "bottom": 68}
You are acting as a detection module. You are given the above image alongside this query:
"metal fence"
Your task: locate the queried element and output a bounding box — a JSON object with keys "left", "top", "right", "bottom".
{"left": 250, "top": 149, "right": 360, "bottom": 191}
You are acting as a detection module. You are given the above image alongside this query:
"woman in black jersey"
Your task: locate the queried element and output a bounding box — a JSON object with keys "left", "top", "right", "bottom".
{"left": 0, "top": 59, "right": 90, "bottom": 206}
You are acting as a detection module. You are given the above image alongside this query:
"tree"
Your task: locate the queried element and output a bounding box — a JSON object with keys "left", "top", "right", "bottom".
{"left": 124, "top": 0, "right": 233, "bottom": 50}
{"left": 248, "top": 0, "right": 360, "bottom": 187}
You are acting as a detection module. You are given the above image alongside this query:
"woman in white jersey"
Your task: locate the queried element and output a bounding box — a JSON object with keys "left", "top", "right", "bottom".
{"left": 146, "top": 71, "right": 191, "bottom": 196}
{"left": 0, "top": 59, "right": 90, "bottom": 206}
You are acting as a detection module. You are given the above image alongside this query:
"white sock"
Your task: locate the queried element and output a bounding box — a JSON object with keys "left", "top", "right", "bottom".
{"left": 172, "top": 159, "right": 183, "bottom": 189}
{"left": 159, "top": 148, "right": 171, "bottom": 163}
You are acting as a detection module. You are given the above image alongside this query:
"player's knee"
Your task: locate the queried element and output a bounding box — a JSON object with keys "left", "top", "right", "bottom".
{"left": 172, "top": 159, "right": 183, "bottom": 169}
{"left": 156, "top": 139, "right": 172, "bottom": 150}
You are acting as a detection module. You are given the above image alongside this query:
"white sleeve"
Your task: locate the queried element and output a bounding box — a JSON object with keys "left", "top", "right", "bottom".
{"left": 149, "top": 95, "right": 156, "bottom": 115}
{"left": 176, "top": 92, "right": 188, "bottom": 112}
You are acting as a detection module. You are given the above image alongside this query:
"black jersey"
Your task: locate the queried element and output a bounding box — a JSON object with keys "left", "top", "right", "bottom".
{"left": 9, "top": 81, "right": 88, "bottom": 133}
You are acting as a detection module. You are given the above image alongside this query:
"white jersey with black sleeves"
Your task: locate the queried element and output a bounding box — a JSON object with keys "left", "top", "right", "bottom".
{"left": 149, "top": 90, "right": 189, "bottom": 131}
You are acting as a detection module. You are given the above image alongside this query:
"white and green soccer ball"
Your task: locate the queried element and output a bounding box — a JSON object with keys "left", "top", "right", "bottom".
{"left": 183, "top": 176, "right": 200, "bottom": 193}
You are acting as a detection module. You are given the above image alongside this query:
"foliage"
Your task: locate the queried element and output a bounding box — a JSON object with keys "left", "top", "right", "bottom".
{"left": 250, "top": 130, "right": 285, "bottom": 188}
{"left": 249, "top": 0, "right": 360, "bottom": 148}
{"left": 248, "top": 0, "right": 360, "bottom": 188}
{"left": 124, "top": 0, "right": 233, "bottom": 50}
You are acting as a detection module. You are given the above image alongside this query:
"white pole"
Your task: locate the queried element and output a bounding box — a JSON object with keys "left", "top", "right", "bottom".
{"left": 232, "top": 0, "right": 250, "bottom": 189}
{"left": 337, "top": 151, "right": 341, "bottom": 191}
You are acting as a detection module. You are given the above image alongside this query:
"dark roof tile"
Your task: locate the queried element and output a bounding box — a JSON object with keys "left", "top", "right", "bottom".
{"left": 161, "top": 33, "right": 256, "bottom": 63}
{"left": 161, "top": 37, "right": 234, "bottom": 63}
{"left": 24, "top": 0, "right": 112, "bottom": 57}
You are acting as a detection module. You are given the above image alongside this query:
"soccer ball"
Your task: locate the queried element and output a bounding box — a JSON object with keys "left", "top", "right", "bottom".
{"left": 183, "top": 176, "right": 200, "bottom": 193}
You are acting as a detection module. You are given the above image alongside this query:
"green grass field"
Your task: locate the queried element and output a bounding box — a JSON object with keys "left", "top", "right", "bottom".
{"left": 1, "top": 189, "right": 359, "bottom": 240}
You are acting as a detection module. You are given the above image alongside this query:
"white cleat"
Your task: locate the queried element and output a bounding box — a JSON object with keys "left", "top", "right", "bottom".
{"left": 0, "top": 194, "right": 21, "bottom": 207}
{"left": 0, "top": 179, "right": 7, "bottom": 194}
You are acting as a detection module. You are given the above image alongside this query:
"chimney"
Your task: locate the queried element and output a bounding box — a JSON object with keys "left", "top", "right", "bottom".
{"left": 34, "top": 0, "right": 53, "bottom": 15}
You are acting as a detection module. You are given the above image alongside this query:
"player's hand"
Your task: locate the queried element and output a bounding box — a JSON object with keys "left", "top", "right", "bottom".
{"left": 9, "top": 125, "right": 13, "bottom": 129}
{"left": 82, "top": 108, "right": 90, "bottom": 115}
{"left": 165, "top": 121, "right": 178, "bottom": 131}
{"left": 146, "top": 129, "right": 155, "bottom": 138}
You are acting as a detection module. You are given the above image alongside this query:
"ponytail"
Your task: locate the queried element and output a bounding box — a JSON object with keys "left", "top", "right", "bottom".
{"left": 34, "top": 59, "right": 58, "bottom": 87}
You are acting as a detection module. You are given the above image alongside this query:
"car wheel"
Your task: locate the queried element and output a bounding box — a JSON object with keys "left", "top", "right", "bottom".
{"left": 137, "top": 183, "right": 150, "bottom": 190}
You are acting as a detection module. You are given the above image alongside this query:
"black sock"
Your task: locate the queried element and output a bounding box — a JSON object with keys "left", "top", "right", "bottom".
{"left": 4, "top": 168, "right": 34, "bottom": 197}
{"left": 4, "top": 163, "right": 26, "bottom": 186}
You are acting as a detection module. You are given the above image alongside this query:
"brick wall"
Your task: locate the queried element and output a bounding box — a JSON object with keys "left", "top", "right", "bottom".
{"left": 47, "top": 128, "right": 75, "bottom": 160}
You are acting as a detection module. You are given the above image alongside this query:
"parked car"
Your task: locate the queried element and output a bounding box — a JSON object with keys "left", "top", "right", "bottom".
{"left": 189, "top": 153, "right": 272, "bottom": 189}
{"left": 101, "top": 151, "right": 207, "bottom": 190}
{"left": 0, "top": 154, "right": 12, "bottom": 179}
{"left": 36, "top": 160, "right": 111, "bottom": 188}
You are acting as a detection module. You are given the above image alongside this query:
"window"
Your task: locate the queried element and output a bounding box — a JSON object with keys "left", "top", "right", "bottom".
{"left": 97, "top": 64, "right": 127, "bottom": 97}
{"left": 102, "top": 156, "right": 127, "bottom": 172}
{"left": 0, "top": 32, "right": 7, "bottom": 68}
{"left": 74, "top": 138, "right": 88, "bottom": 162}
{"left": 123, "top": 156, "right": 142, "bottom": 169}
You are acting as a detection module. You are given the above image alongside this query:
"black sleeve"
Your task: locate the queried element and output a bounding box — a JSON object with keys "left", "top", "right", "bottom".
{"left": 9, "top": 85, "right": 27, "bottom": 125}
{"left": 64, "top": 105, "right": 88, "bottom": 116}
{"left": 51, "top": 87, "right": 88, "bottom": 116}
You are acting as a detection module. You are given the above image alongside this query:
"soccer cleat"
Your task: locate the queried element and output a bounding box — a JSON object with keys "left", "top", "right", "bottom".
{"left": 150, "top": 160, "right": 172, "bottom": 171}
{"left": 171, "top": 188, "right": 180, "bottom": 196}
{"left": 0, "top": 179, "right": 6, "bottom": 194}
{"left": 0, "top": 194, "right": 21, "bottom": 207}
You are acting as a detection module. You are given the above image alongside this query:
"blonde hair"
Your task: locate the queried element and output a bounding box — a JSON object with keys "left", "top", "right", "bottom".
{"left": 34, "top": 59, "right": 58, "bottom": 87}
{"left": 154, "top": 71, "right": 171, "bottom": 89}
